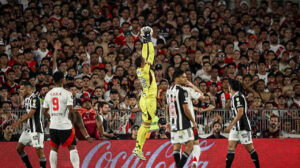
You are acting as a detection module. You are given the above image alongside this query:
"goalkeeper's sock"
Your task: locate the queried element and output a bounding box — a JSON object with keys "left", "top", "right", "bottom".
{"left": 226, "top": 150, "right": 235, "bottom": 168}
{"left": 250, "top": 149, "right": 260, "bottom": 168}
{"left": 136, "top": 123, "right": 150, "bottom": 152}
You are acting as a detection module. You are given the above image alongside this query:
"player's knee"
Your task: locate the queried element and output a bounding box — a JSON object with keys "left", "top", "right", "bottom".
{"left": 51, "top": 147, "right": 58, "bottom": 152}
{"left": 68, "top": 145, "right": 76, "bottom": 151}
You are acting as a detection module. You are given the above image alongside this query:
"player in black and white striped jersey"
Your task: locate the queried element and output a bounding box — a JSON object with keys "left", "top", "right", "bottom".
{"left": 12, "top": 81, "right": 46, "bottom": 168}
{"left": 166, "top": 70, "right": 198, "bottom": 168}
{"left": 224, "top": 79, "right": 260, "bottom": 168}
{"left": 183, "top": 81, "right": 205, "bottom": 168}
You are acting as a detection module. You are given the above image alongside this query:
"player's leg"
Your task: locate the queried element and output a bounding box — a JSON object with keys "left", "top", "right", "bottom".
{"left": 173, "top": 144, "right": 181, "bottom": 168}
{"left": 191, "top": 140, "right": 201, "bottom": 168}
{"left": 68, "top": 145, "right": 80, "bottom": 168}
{"left": 226, "top": 140, "right": 238, "bottom": 168}
{"left": 178, "top": 140, "right": 194, "bottom": 168}
{"left": 134, "top": 97, "right": 151, "bottom": 159}
{"left": 137, "top": 98, "right": 156, "bottom": 151}
{"left": 241, "top": 131, "right": 260, "bottom": 168}
{"left": 49, "top": 129, "right": 60, "bottom": 168}
{"left": 61, "top": 128, "right": 79, "bottom": 168}
{"left": 32, "top": 132, "right": 46, "bottom": 168}
{"left": 36, "top": 148, "right": 46, "bottom": 168}
{"left": 17, "top": 131, "right": 33, "bottom": 168}
{"left": 226, "top": 129, "right": 239, "bottom": 168}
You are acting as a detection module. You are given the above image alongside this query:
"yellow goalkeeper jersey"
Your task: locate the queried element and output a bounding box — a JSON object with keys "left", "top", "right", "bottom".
{"left": 136, "top": 42, "right": 157, "bottom": 98}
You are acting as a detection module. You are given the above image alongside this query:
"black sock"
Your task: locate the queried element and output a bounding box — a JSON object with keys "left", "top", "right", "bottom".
{"left": 20, "top": 153, "right": 32, "bottom": 168}
{"left": 250, "top": 149, "right": 260, "bottom": 168}
{"left": 173, "top": 150, "right": 181, "bottom": 168}
{"left": 226, "top": 150, "right": 235, "bottom": 168}
{"left": 178, "top": 152, "right": 189, "bottom": 168}
{"left": 39, "top": 158, "right": 46, "bottom": 168}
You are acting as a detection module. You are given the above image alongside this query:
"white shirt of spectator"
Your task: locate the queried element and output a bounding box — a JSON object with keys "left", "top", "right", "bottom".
{"left": 34, "top": 48, "right": 50, "bottom": 65}
{"left": 195, "top": 69, "right": 211, "bottom": 81}
{"left": 270, "top": 44, "right": 285, "bottom": 58}
{"left": 257, "top": 72, "right": 269, "bottom": 85}
{"left": 43, "top": 87, "right": 73, "bottom": 130}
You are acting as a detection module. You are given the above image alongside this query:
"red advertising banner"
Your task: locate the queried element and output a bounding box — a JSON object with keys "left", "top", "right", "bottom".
{"left": 1, "top": 139, "right": 300, "bottom": 168}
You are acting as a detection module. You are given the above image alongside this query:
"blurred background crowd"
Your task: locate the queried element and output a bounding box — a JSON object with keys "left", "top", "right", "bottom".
{"left": 0, "top": 0, "right": 300, "bottom": 142}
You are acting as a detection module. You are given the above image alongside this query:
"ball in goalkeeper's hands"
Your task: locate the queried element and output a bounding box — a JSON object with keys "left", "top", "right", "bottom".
{"left": 141, "top": 26, "right": 153, "bottom": 37}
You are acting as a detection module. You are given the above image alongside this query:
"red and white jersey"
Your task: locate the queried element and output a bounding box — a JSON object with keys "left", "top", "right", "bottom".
{"left": 43, "top": 87, "right": 73, "bottom": 130}
{"left": 270, "top": 44, "right": 285, "bottom": 57}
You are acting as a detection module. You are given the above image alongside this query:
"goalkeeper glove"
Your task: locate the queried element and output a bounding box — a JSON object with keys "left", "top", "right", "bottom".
{"left": 141, "top": 26, "right": 153, "bottom": 43}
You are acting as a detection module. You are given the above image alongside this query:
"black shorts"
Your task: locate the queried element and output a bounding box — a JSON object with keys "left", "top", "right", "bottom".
{"left": 50, "top": 128, "right": 77, "bottom": 147}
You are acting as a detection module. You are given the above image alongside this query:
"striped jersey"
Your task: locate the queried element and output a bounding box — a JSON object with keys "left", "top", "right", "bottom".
{"left": 24, "top": 93, "right": 43, "bottom": 133}
{"left": 166, "top": 85, "right": 192, "bottom": 131}
{"left": 230, "top": 91, "right": 251, "bottom": 131}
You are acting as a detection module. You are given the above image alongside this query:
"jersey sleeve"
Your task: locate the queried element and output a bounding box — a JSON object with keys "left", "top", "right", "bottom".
{"left": 42, "top": 94, "right": 49, "bottom": 108}
{"left": 30, "top": 97, "right": 39, "bottom": 109}
{"left": 179, "top": 89, "right": 188, "bottom": 105}
{"left": 142, "top": 42, "right": 155, "bottom": 73}
{"left": 233, "top": 95, "right": 245, "bottom": 109}
{"left": 67, "top": 92, "right": 74, "bottom": 106}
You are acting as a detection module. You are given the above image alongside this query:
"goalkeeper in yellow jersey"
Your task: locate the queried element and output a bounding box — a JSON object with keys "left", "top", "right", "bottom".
{"left": 133, "top": 26, "right": 157, "bottom": 160}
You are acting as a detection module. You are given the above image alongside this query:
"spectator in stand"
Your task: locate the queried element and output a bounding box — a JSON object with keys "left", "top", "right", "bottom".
{"left": 97, "top": 101, "right": 115, "bottom": 140}
{"left": 127, "top": 125, "right": 139, "bottom": 140}
{"left": 207, "top": 121, "right": 226, "bottom": 139}
{"left": 262, "top": 115, "right": 280, "bottom": 138}
{"left": 0, "top": 122, "right": 18, "bottom": 142}
{"left": 75, "top": 93, "right": 101, "bottom": 140}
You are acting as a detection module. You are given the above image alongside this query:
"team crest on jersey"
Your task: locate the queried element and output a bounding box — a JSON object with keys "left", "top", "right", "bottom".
{"left": 33, "top": 99, "right": 36, "bottom": 103}
{"left": 235, "top": 97, "right": 239, "bottom": 102}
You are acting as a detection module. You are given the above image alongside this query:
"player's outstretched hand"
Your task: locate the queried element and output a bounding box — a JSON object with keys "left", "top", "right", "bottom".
{"left": 140, "top": 26, "right": 153, "bottom": 42}
{"left": 87, "top": 137, "right": 95, "bottom": 143}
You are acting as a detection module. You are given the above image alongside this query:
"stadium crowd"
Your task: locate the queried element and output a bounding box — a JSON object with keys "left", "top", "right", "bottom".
{"left": 0, "top": 0, "right": 300, "bottom": 141}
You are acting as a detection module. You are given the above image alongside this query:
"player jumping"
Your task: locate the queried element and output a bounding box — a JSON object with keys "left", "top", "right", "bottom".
{"left": 133, "top": 26, "right": 157, "bottom": 160}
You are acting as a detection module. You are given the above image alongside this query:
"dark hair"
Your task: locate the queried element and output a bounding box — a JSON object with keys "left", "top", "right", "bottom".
{"left": 172, "top": 69, "right": 185, "bottom": 80}
{"left": 228, "top": 78, "right": 243, "bottom": 92}
{"left": 98, "top": 101, "right": 108, "bottom": 109}
{"left": 53, "top": 71, "right": 65, "bottom": 83}
{"left": 135, "top": 56, "right": 143, "bottom": 68}
{"left": 20, "top": 80, "right": 31, "bottom": 87}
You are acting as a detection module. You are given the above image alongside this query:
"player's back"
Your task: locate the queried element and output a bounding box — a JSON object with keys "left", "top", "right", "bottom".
{"left": 44, "top": 87, "right": 73, "bottom": 130}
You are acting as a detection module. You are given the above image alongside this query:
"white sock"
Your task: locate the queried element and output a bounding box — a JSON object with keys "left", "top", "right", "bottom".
{"left": 70, "top": 149, "right": 80, "bottom": 168}
{"left": 192, "top": 145, "right": 201, "bottom": 163}
{"left": 50, "top": 150, "right": 57, "bottom": 168}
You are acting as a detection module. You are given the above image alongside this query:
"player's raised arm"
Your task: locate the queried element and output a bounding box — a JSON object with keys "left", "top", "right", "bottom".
{"left": 141, "top": 26, "right": 155, "bottom": 68}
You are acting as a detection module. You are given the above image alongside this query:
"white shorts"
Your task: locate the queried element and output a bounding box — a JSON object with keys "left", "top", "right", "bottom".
{"left": 18, "top": 130, "right": 44, "bottom": 148}
{"left": 228, "top": 129, "right": 252, "bottom": 145}
{"left": 171, "top": 128, "right": 194, "bottom": 144}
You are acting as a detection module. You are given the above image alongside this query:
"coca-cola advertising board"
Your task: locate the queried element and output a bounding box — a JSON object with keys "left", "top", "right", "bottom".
{"left": 1, "top": 139, "right": 300, "bottom": 168}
